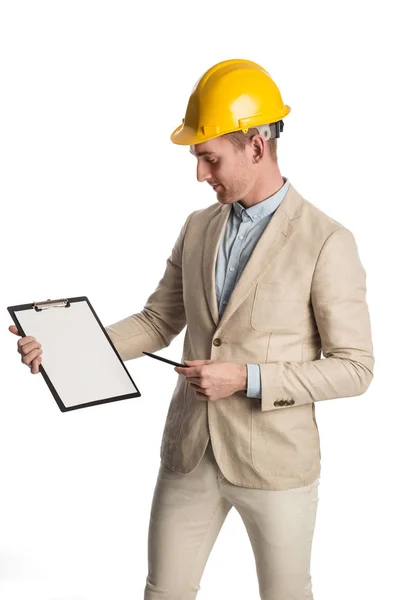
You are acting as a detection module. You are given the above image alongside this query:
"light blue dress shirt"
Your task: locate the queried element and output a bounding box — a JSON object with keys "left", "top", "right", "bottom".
{"left": 215, "top": 176, "right": 290, "bottom": 398}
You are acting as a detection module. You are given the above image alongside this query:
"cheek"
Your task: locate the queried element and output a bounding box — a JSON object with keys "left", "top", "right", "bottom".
{"left": 221, "top": 167, "right": 239, "bottom": 186}
{"left": 230, "top": 168, "right": 248, "bottom": 190}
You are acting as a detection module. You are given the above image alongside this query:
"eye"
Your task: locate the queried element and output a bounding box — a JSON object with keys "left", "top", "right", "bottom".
{"left": 207, "top": 159, "right": 217, "bottom": 164}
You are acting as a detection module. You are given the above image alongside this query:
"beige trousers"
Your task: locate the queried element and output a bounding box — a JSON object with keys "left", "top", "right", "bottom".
{"left": 144, "top": 440, "right": 319, "bottom": 600}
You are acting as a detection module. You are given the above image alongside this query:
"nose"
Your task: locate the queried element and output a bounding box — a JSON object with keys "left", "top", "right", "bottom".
{"left": 196, "top": 161, "right": 213, "bottom": 183}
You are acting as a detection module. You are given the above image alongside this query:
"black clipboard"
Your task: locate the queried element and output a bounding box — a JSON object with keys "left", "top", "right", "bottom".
{"left": 7, "top": 296, "right": 141, "bottom": 412}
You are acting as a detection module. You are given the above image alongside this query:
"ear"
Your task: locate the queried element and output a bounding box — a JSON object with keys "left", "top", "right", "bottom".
{"left": 252, "top": 135, "right": 265, "bottom": 163}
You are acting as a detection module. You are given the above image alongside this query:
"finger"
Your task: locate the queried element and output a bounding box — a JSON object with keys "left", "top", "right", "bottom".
{"left": 9, "top": 325, "right": 21, "bottom": 336}
{"left": 22, "top": 348, "right": 43, "bottom": 366}
{"left": 18, "top": 335, "right": 37, "bottom": 348}
{"left": 18, "top": 339, "right": 41, "bottom": 355}
{"left": 30, "top": 356, "right": 42, "bottom": 374}
{"left": 187, "top": 377, "right": 202, "bottom": 385}
{"left": 189, "top": 381, "right": 203, "bottom": 390}
{"left": 175, "top": 367, "right": 198, "bottom": 377}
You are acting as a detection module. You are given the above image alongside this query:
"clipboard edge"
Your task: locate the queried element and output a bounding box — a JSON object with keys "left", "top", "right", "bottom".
{"left": 7, "top": 297, "right": 142, "bottom": 412}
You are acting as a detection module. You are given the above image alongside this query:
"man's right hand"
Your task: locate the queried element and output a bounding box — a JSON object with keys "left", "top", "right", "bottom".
{"left": 9, "top": 325, "right": 43, "bottom": 374}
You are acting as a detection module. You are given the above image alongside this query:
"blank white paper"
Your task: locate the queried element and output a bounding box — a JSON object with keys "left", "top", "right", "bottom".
{"left": 15, "top": 300, "right": 139, "bottom": 408}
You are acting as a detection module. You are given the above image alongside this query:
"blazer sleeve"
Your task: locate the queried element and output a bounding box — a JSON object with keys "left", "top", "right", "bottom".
{"left": 104, "top": 211, "right": 195, "bottom": 361}
{"left": 258, "top": 226, "right": 375, "bottom": 411}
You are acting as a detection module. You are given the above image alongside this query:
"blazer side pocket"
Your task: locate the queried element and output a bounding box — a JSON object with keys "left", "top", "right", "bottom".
{"left": 160, "top": 377, "right": 188, "bottom": 455}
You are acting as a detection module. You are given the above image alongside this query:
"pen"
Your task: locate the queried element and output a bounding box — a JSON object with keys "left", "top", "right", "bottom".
{"left": 142, "top": 351, "right": 187, "bottom": 368}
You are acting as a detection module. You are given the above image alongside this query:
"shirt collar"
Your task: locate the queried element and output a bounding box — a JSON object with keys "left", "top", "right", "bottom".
{"left": 232, "top": 177, "right": 290, "bottom": 222}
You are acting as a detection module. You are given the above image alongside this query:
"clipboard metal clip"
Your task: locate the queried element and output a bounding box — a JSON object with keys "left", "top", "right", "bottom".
{"left": 33, "top": 298, "right": 71, "bottom": 312}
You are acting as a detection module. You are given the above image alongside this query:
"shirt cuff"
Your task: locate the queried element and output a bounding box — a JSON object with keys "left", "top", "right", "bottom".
{"left": 246, "top": 364, "right": 262, "bottom": 398}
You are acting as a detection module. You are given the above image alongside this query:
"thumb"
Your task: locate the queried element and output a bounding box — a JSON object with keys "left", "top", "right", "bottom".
{"left": 9, "top": 325, "right": 20, "bottom": 336}
{"left": 184, "top": 359, "right": 213, "bottom": 365}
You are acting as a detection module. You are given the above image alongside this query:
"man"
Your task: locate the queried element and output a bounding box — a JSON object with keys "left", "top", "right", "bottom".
{"left": 12, "top": 58, "right": 374, "bottom": 599}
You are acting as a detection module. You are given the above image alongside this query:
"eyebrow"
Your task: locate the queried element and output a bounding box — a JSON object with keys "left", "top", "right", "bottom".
{"left": 189, "top": 150, "right": 216, "bottom": 157}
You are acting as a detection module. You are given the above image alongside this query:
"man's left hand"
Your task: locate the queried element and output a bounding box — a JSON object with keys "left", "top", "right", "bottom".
{"left": 174, "top": 360, "right": 247, "bottom": 402}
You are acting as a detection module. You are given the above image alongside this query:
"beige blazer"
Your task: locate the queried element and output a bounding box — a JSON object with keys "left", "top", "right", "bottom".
{"left": 105, "top": 183, "right": 374, "bottom": 491}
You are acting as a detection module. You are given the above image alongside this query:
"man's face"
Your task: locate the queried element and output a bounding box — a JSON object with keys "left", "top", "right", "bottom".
{"left": 189, "top": 135, "right": 256, "bottom": 204}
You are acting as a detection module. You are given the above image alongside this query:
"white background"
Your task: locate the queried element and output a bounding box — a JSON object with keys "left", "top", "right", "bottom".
{"left": 1, "top": 1, "right": 398, "bottom": 599}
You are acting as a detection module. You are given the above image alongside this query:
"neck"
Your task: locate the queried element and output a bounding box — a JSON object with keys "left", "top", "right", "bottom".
{"left": 240, "top": 166, "right": 284, "bottom": 209}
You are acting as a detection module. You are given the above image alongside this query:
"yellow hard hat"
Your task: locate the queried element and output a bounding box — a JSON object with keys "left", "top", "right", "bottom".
{"left": 170, "top": 58, "right": 291, "bottom": 146}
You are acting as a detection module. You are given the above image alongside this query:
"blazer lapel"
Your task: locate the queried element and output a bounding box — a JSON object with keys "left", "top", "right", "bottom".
{"left": 202, "top": 183, "right": 304, "bottom": 329}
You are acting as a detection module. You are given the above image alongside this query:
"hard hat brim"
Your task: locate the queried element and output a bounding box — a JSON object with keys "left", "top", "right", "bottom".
{"left": 170, "top": 105, "right": 291, "bottom": 146}
{"left": 170, "top": 124, "right": 215, "bottom": 146}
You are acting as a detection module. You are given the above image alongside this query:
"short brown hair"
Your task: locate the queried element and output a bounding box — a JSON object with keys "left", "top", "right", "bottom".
{"left": 224, "top": 127, "right": 278, "bottom": 162}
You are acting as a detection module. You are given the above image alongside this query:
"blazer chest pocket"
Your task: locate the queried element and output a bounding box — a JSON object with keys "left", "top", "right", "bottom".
{"left": 250, "top": 282, "right": 308, "bottom": 332}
